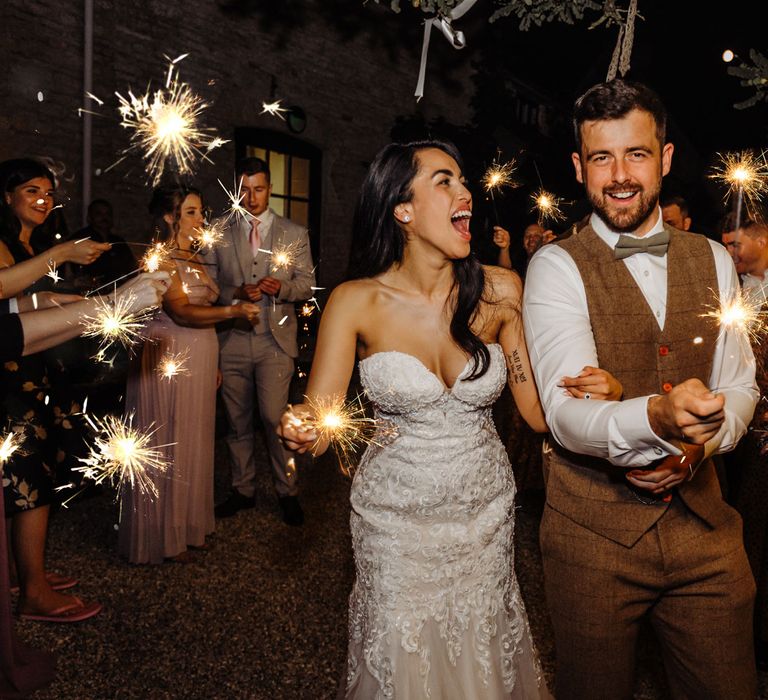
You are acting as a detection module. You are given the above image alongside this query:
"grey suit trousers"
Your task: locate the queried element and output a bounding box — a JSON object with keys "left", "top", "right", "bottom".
{"left": 219, "top": 329, "right": 296, "bottom": 498}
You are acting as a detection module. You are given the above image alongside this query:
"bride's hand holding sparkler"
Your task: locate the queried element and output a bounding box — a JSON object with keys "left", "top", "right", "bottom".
{"left": 278, "top": 404, "right": 321, "bottom": 455}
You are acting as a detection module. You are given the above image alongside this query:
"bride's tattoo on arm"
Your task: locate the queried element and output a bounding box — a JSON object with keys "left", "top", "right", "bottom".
{"left": 507, "top": 350, "right": 527, "bottom": 384}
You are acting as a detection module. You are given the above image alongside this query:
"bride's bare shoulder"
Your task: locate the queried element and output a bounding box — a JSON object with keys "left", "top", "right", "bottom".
{"left": 326, "top": 278, "right": 386, "bottom": 312}
{"left": 482, "top": 265, "right": 523, "bottom": 305}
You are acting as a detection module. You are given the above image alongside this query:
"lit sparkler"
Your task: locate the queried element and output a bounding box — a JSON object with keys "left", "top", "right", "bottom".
{"left": 76, "top": 413, "right": 172, "bottom": 499}
{"left": 0, "top": 432, "right": 23, "bottom": 465}
{"left": 531, "top": 188, "right": 565, "bottom": 224}
{"left": 703, "top": 288, "right": 767, "bottom": 345}
{"left": 268, "top": 240, "right": 302, "bottom": 272}
{"left": 141, "top": 241, "right": 174, "bottom": 272}
{"left": 261, "top": 100, "right": 289, "bottom": 120}
{"left": 155, "top": 349, "right": 190, "bottom": 381}
{"left": 81, "top": 293, "right": 155, "bottom": 356}
{"left": 710, "top": 150, "right": 768, "bottom": 225}
{"left": 218, "top": 177, "right": 252, "bottom": 223}
{"left": 300, "top": 303, "right": 314, "bottom": 317}
{"left": 482, "top": 159, "right": 517, "bottom": 194}
{"left": 192, "top": 219, "right": 227, "bottom": 251}
{"left": 114, "top": 59, "right": 225, "bottom": 186}
{"left": 288, "top": 394, "right": 397, "bottom": 475}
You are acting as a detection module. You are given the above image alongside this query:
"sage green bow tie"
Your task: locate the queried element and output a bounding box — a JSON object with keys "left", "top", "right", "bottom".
{"left": 614, "top": 230, "right": 670, "bottom": 259}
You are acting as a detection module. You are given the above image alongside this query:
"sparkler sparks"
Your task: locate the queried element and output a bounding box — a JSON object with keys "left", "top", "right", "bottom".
{"left": 76, "top": 414, "right": 172, "bottom": 499}
{"left": 260, "top": 100, "right": 289, "bottom": 120}
{"left": 45, "top": 261, "right": 62, "bottom": 284}
{"left": 300, "top": 303, "right": 314, "bottom": 317}
{"left": 482, "top": 159, "right": 517, "bottom": 193}
{"left": 710, "top": 150, "right": 768, "bottom": 213}
{"left": 0, "top": 432, "right": 23, "bottom": 464}
{"left": 218, "top": 177, "right": 252, "bottom": 223}
{"left": 192, "top": 219, "right": 227, "bottom": 251}
{"left": 114, "top": 59, "right": 226, "bottom": 186}
{"left": 289, "top": 394, "right": 397, "bottom": 475}
{"left": 155, "top": 349, "right": 190, "bottom": 381}
{"left": 531, "top": 188, "right": 565, "bottom": 224}
{"left": 703, "top": 289, "right": 768, "bottom": 344}
{"left": 141, "top": 241, "right": 174, "bottom": 272}
{"left": 81, "top": 293, "right": 155, "bottom": 356}
{"left": 268, "top": 240, "right": 302, "bottom": 272}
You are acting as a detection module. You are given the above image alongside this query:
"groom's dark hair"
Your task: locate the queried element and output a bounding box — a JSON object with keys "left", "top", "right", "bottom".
{"left": 236, "top": 156, "right": 270, "bottom": 183}
{"left": 573, "top": 79, "right": 667, "bottom": 152}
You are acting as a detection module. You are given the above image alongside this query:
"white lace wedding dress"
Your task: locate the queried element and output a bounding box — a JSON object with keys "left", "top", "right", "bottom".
{"left": 343, "top": 343, "right": 550, "bottom": 699}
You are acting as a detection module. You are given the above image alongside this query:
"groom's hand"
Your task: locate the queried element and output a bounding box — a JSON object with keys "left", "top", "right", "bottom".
{"left": 647, "top": 378, "right": 724, "bottom": 445}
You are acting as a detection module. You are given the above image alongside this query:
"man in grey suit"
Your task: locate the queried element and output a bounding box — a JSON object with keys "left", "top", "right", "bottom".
{"left": 208, "top": 157, "right": 315, "bottom": 525}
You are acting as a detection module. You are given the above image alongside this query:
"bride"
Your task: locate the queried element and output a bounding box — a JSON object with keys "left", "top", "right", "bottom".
{"left": 279, "top": 141, "right": 620, "bottom": 698}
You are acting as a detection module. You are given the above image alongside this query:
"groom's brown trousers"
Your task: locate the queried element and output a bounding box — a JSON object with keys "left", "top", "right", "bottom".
{"left": 540, "top": 496, "right": 756, "bottom": 700}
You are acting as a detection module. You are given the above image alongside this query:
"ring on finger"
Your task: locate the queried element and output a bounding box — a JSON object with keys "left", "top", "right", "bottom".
{"left": 583, "top": 393, "right": 591, "bottom": 400}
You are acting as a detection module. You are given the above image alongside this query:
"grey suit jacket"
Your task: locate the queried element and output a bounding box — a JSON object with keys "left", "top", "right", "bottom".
{"left": 204, "top": 208, "right": 315, "bottom": 358}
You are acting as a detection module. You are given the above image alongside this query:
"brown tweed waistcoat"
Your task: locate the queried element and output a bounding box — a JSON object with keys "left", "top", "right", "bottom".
{"left": 543, "top": 224, "right": 733, "bottom": 547}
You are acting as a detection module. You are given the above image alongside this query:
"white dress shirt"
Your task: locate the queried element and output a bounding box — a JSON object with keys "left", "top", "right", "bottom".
{"left": 742, "top": 268, "right": 768, "bottom": 304}
{"left": 523, "top": 207, "right": 758, "bottom": 467}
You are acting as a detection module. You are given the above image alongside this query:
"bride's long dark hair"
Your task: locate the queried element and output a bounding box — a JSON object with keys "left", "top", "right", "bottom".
{"left": 347, "top": 140, "right": 490, "bottom": 380}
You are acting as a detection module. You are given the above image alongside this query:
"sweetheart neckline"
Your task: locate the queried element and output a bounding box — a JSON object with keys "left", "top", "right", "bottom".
{"left": 359, "top": 343, "right": 502, "bottom": 393}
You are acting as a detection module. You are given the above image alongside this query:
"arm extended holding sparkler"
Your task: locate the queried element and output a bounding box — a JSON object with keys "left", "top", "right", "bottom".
{"left": 493, "top": 226, "right": 513, "bottom": 271}
{"left": 278, "top": 282, "right": 362, "bottom": 456}
{"left": 17, "top": 271, "right": 170, "bottom": 356}
{"left": 0, "top": 238, "right": 110, "bottom": 299}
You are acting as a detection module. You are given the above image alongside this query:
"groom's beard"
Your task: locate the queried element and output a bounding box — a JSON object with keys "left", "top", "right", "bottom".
{"left": 588, "top": 178, "right": 661, "bottom": 233}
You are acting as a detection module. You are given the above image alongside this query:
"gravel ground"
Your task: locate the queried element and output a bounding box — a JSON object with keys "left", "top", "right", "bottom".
{"left": 14, "top": 433, "right": 768, "bottom": 699}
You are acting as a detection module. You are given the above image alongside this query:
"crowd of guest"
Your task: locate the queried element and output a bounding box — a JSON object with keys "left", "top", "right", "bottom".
{"left": 2, "top": 99, "right": 768, "bottom": 697}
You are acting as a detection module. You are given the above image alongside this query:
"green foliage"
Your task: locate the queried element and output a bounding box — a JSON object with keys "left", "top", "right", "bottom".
{"left": 728, "top": 49, "right": 768, "bottom": 109}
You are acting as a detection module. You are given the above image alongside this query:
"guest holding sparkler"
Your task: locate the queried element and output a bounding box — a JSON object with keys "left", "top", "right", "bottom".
{"left": 493, "top": 223, "right": 555, "bottom": 272}
{"left": 0, "top": 157, "right": 112, "bottom": 624}
{"left": 278, "top": 140, "right": 621, "bottom": 698}
{"left": 1, "top": 270, "right": 168, "bottom": 692}
{"left": 207, "top": 157, "right": 315, "bottom": 526}
{"left": 118, "top": 186, "right": 258, "bottom": 564}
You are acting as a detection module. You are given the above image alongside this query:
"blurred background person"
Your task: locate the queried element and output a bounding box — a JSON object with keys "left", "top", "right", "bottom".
{"left": 661, "top": 194, "right": 692, "bottom": 231}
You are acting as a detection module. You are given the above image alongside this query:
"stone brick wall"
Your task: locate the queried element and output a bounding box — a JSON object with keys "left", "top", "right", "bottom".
{"left": 0, "top": 1, "right": 475, "bottom": 286}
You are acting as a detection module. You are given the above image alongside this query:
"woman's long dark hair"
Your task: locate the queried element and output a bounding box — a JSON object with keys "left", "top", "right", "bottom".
{"left": 347, "top": 140, "right": 490, "bottom": 379}
{"left": 148, "top": 184, "right": 203, "bottom": 242}
{"left": 0, "top": 158, "right": 58, "bottom": 253}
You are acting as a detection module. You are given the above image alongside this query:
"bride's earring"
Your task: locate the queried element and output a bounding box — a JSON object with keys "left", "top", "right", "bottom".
{"left": 403, "top": 215, "right": 411, "bottom": 222}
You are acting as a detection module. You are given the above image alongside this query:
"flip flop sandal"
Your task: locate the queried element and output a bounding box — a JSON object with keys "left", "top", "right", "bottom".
{"left": 9, "top": 572, "right": 79, "bottom": 595}
{"left": 19, "top": 596, "right": 102, "bottom": 623}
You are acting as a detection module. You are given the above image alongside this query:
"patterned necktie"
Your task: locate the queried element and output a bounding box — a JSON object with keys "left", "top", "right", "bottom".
{"left": 613, "top": 230, "right": 670, "bottom": 260}
{"left": 249, "top": 218, "right": 260, "bottom": 258}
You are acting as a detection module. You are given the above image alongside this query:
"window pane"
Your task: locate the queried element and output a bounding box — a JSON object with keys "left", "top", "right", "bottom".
{"left": 247, "top": 146, "right": 267, "bottom": 161}
{"left": 271, "top": 196, "right": 286, "bottom": 217}
{"left": 290, "top": 200, "right": 308, "bottom": 227}
{"left": 270, "top": 152, "right": 287, "bottom": 196}
{"left": 291, "top": 157, "right": 310, "bottom": 198}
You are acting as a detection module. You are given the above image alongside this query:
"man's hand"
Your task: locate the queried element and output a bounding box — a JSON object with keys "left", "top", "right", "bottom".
{"left": 626, "top": 442, "right": 705, "bottom": 494}
{"left": 235, "top": 283, "right": 263, "bottom": 302}
{"left": 492, "top": 226, "right": 511, "bottom": 250}
{"left": 257, "top": 277, "right": 281, "bottom": 297}
{"left": 647, "top": 378, "right": 725, "bottom": 444}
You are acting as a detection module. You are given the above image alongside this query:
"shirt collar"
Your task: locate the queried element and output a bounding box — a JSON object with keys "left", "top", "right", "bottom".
{"left": 255, "top": 207, "right": 274, "bottom": 231}
{"left": 590, "top": 207, "right": 664, "bottom": 249}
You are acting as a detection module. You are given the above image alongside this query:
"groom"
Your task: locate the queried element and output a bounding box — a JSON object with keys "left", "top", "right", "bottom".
{"left": 524, "top": 79, "right": 758, "bottom": 698}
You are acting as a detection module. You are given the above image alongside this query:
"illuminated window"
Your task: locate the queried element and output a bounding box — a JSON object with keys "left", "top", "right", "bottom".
{"left": 235, "top": 128, "right": 321, "bottom": 263}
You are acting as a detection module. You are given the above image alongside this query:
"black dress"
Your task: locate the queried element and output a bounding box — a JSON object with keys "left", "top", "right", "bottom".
{"left": 0, "top": 311, "right": 56, "bottom": 697}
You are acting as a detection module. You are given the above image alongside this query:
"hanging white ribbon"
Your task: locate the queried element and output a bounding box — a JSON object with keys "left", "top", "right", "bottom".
{"left": 414, "top": 0, "right": 478, "bottom": 101}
